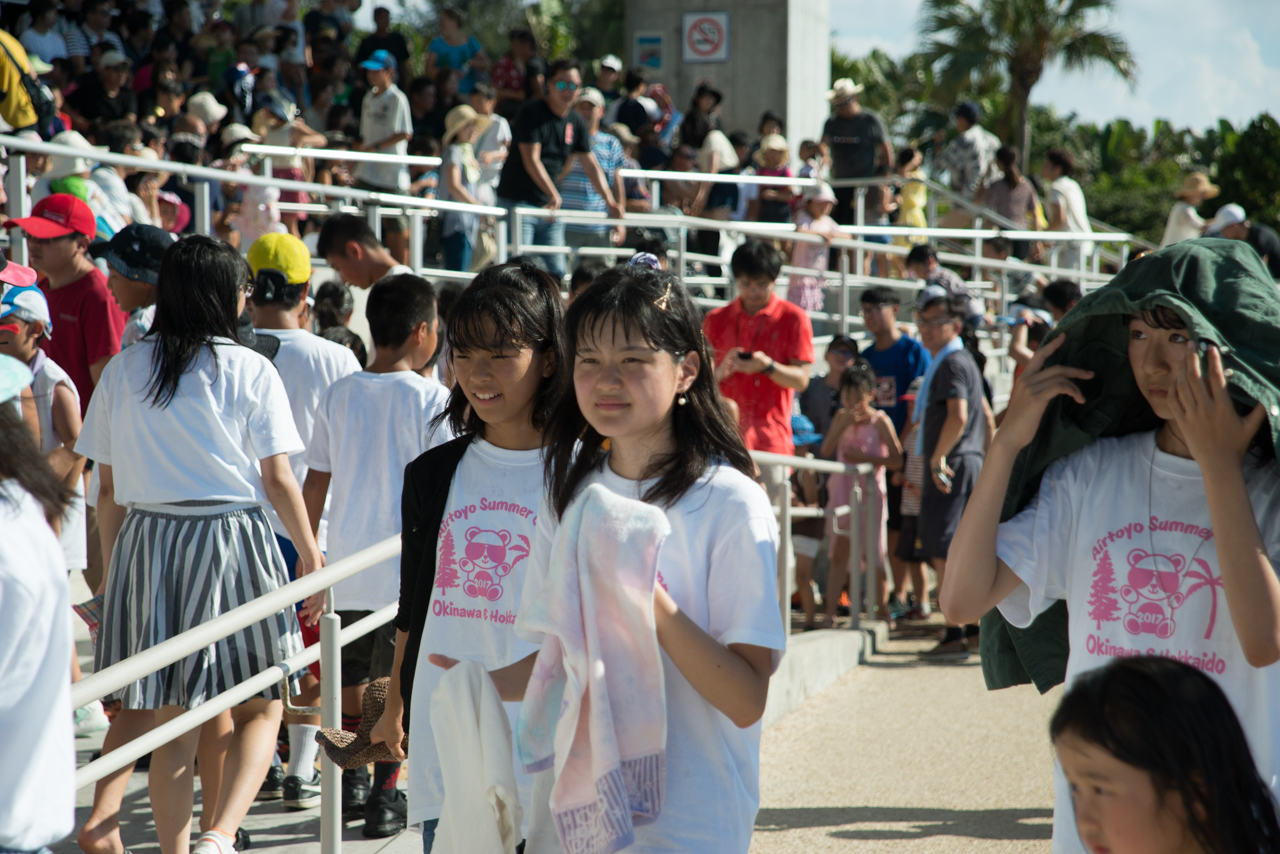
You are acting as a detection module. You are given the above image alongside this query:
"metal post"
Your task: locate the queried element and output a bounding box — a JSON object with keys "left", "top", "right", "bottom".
{"left": 6, "top": 152, "right": 29, "bottom": 266}
{"left": 972, "top": 216, "right": 984, "bottom": 277}
{"left": 677, "top": 226, "right": 687, "bottom": 284}
{"left": 650, "top": 178, "right": 661, "bottom": 209}
{"left": 839, "top": 249, "right": 850, "bottom": 337}
{"left": 847, "top": 480, "right": 862, "bottom": 630}
{"left": 510, "top": 207, "right": 522, "bottom": 257}
{"left": 194, "top": 180, "right": 212, "bottom": 236}
{"left": 367, "top": 203, "right": 382, "bottom": 241}
{"left": 496, "top": 219, "right": 509, "bottom": 264}
{"left": 773, "top": 465, "right": 793, "bottom": 635}
{"left": 409, "top": 210, "right": 424, "bottom": 273}
{"left": 262, "top": 155, "right": 273, "bottom": 180}
{"left": 854, "top": 187, "right": 866, "bottom": 280}
{"left": 1119, "top": 243, "right": 1130, "bottom": 269}
{"left": 863, "top": 472, "right": 877, "bottom": 624}
{"left": 927, "top": 192, "right": 938, "bottom": 240}
{"left": 319, "top": 593, "right": 342, "bottom": 854}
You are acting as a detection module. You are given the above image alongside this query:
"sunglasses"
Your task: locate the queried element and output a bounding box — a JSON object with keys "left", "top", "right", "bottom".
{"left": 553, "top": 80, "right": 580, "bottom": 92}
{"left": 1129, "top": 566, "right": 1180, "bottom": 594}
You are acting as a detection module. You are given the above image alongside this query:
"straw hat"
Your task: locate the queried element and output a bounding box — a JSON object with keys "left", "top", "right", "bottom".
{"left": 316, "top": 677, "right": 407, "bottom": 768}
{"left": 752, "top": 133, "right": 790, "bottom": 166}
{"left": 1176, "top": 172, "right": 1220, "bottom": 200}
{"left": 442, "top": 104, "right": 490, "bottom": 146}
{"left": 826, "top": 78, "right": 864, "bottom": 102}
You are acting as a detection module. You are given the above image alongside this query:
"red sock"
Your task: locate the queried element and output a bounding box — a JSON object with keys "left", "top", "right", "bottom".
{"left": 341, "top": 713, "right": 362, "bottom": 733}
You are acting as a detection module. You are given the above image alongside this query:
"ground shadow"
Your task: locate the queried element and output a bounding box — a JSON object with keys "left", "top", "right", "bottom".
{"left": 755, "top": 806, "right": 1053, "bottom": 841}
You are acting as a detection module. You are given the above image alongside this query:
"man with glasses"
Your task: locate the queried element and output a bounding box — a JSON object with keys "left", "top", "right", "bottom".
{"left": 821, "top": 78, "right": 891, "bottom": 228}
{"left": 859, "top": 286, "right": 931, "bottom": 590}
{"left": 64, "top": 0, "right": 124, "bottom": 77}
{"left": 496, "top": 58, "right": 624, "bottom": 276}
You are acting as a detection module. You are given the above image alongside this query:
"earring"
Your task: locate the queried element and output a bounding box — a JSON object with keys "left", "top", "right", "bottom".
{"left": 677, "top": 392, "right": 688, "bottom": 406}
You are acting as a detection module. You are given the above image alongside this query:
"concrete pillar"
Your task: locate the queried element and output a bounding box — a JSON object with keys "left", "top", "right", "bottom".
{"left": 625, "top": 0, "right": 830, "bottom": 152}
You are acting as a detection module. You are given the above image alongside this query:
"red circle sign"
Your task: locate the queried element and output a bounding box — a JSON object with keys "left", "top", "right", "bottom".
{"left": 686, "top": 16, "right": 724, "bottom": 57}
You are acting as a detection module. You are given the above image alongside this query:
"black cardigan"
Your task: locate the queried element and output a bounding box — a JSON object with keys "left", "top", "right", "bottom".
{"left": 394, "top": 433, "right": 475, "bottom": 730}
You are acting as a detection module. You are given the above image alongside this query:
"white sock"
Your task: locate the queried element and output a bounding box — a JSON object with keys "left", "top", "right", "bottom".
{"left": 287, "top": 724, "right": 322, "bottom": 779}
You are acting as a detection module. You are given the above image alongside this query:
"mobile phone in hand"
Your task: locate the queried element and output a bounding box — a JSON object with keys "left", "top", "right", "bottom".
{"left": 737, "top": 351, "right": 754, "bottom": 360}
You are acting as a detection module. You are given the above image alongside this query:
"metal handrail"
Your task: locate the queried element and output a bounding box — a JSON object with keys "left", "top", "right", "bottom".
{"left": 240, "top": 143, "right": 442, "bottom": 167}
{"left": 618, "top": 167, "right": 820, "bottom": 187}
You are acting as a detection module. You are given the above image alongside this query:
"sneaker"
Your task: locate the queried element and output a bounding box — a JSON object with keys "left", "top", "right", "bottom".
{"left": 342, "top": 766, "right": 371, "bottom": 821}
{"left": 918, "top": 638, "right": 970, "bottom": 661}
{"left": 362, "top": 787, "right": 408, "bottom": 839}
{"left": 256, "top": 764, "right": 284, "bottom": 801}
{"left": 235, "top": 829, "right": 250, "bottom": 851}
{"left": 283, "top": 770, "right": 323, "bottom": 811}
{"left": 902, "top": 606, "right": 932, "bottom": 621}
{"left": 74, "top": 700, "right": 110, "bottom": 737}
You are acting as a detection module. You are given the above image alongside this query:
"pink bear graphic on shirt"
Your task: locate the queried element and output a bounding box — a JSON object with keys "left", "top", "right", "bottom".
{"left": 1119, "top": 549, "right": 1187, "bottom": 639}
{"left": 459, "top": 527, "right": 530, "bottom": 602}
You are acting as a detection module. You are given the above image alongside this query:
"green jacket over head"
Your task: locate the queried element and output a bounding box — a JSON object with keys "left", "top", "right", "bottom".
{"left": 980, "top": 238, "right": 1280, "bottom": 693}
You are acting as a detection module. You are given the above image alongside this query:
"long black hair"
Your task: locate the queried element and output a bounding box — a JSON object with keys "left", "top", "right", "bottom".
{"left": 436, "top": 261, "right": 566, "bottom": 438}
{"left": 544, "top": 265, "right": 753, "bottom": 518}
{"left": 0, "top": 402, "right": 71, "bottom": 526}
{"left": 1050, "top": 656, "right": 1280, "bottom": 854}
{"left": 146, "top": 235, "right": 248, "bottom": 407}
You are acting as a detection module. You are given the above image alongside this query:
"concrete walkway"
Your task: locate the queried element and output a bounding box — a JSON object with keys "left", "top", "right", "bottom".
{"left": 751, "top": 626, "right": 1063, "bottom": 853}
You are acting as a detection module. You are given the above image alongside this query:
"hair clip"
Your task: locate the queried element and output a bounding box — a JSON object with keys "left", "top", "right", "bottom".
{"left": 653, "top": 279, "right": 673, "bottom": 311}
{"left": 628, "top": 252, "right": 662, "bottom": 270}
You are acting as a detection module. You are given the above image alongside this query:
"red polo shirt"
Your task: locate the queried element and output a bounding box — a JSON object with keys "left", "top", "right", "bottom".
{"left": 703, "top": 294, "right": 815, "bottom": 454}
{"left": 40, "top": 267, "right": 126, "bottom": 419}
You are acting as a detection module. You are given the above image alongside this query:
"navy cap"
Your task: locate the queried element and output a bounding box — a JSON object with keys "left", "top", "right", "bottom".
{"left": 91, "top": 223, "right": 176, "bottom": 285}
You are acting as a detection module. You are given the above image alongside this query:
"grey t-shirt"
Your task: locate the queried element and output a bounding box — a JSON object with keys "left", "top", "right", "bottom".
{"left": 922, "top": 348, "right": 985, "bottom": 461}
{"left": 822, "top": 111, "right": 888, "bottom": 179}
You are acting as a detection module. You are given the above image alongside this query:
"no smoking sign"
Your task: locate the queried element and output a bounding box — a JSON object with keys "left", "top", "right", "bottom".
{"left": 681, "top": 12, "right": 729, "bottom": 63}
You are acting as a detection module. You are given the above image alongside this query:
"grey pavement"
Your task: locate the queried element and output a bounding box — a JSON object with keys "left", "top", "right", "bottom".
{"left": 751, "top": 624, "right": 1063, "bottom": 853}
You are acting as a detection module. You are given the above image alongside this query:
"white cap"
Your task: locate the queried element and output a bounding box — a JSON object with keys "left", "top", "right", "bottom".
{"left": 221, "top": 123, "right": 262, "bottom": 146}
{"left": 97, "top": 49, "right": 129, "bottom": 68}
{"left": 1209, "top": 203, "right": 1246, "bottom": 231}
{"left": 187, "top": 92, "right": 229, "bottom": 126}
{"left": 600, "top": 54, "right": 622, "bottom": 71}
{"left": 45, "top": 130, "right": 107, "bottom": 180}
{"left": 575, "top": 87, "right": 605, "bottom": 109}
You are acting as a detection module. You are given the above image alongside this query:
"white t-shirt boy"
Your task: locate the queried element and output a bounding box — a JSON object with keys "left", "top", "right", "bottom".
{"left": 307, "top": 370, "right": 451, "bottom": 611}
{"left": 30, "top": 350, "right": 86, "bottom": 570}
{"left": 357, "top": 84, "right": 413, "bottom": 192}
{"left": 995, "top": 432, "right": 1280, "bottom": 853}
{"left": 517, "top": 459, "right": 788, "bottom": 852}
{"left": 407, "top": 439, "right": 544, "bottom": 827}
{"left": 77, "top": 338, "right": 303, "bottom": 505}
{"left": 254, "top": 328, "right": 362, "bottom": 551}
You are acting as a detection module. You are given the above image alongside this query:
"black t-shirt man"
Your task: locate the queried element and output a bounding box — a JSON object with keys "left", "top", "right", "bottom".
{"left": 355, "top": 32, "right": 410, "bottom": 86}
{"left": 67, "top": 75, "right": 137, "bottom": 122}
{"left": 304, "top": 9, "right": 343, "bottom": 41}
{"left": 496, "top": 97, "right": 591, "bottom": 205}
{"left": 1246, "top": 223, "right": 1280, "bottom": 279}
{"left": 921, "top": 348, "right": 986, "bottom": 467}
{"left": 822, "top": 110, "right": 888, "bottom": 180}
{"left": 615, "top": 96, "right": 650, "bottom": 134}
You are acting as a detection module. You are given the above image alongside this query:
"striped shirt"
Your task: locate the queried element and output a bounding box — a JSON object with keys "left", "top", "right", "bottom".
{"left": 560, "top": 130, "right": 623, "bottom": 234}
{"left": 64, "top": 24, "right": 123, "bottom": 60}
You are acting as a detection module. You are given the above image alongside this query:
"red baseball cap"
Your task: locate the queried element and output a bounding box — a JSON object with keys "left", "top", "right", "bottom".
{"left": 3, "top": 193, "right": 97, "bottom": 240}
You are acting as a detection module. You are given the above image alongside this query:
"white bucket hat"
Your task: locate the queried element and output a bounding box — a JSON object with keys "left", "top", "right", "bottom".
{"left": 45, "top": 130, "right": 108, "bottom": 180}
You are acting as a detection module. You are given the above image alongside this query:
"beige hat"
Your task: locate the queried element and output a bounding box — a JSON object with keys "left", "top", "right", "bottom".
{"left": 575, "top": 86, "right": 605, "bottom": 109}
{"left": 220, "top": 123, "right": 262, "bottom": 146}
{"left": 46, "top": 130, "right": 108, "bottom": 180}
{"left": 752, "top": 133, "right": 790, "bottom": 166}
{"left": 187, "top": 92, "right": 229, "bottom": 126}
{"left": 442, "top": 104, "right": 490, "bottom": 146}
{"left": 97, "top": 49, "right": 130, "bottom": 69}
{"left": 608, "top": 122, "right": 639, "bottom": 147}
{"left": 1176, "top": 172, "right": 1220, "bottom": 201}
{"left": 826, "top": 77, "right": 864, "bottom": 102}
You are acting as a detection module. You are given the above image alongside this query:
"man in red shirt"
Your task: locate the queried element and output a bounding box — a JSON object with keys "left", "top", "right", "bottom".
{"left": 703, "top": 239, "right": 815, "bottom": 455}
{"left": 4, "top": 194, "right": 126, "bottom": 419}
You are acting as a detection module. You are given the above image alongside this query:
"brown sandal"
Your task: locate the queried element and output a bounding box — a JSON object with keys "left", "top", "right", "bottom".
{"left": 315, "top": 677, "right": 409, "bottom": 769}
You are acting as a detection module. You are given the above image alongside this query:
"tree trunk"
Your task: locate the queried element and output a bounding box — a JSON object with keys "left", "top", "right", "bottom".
{"left": 1010, "top": 79, "right": 1032, "bottom": 171}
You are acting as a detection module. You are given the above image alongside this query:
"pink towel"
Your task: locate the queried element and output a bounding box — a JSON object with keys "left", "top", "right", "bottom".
{"left": 516, "top": 483, "right": 669, "bottom": 854}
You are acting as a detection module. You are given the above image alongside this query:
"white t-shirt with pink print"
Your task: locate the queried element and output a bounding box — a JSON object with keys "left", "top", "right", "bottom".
{"left": 995, "top": 431, "right": 1280, "bottom": 853}
{"left": 407, "top": 439, "right": 543, "bottom": 828}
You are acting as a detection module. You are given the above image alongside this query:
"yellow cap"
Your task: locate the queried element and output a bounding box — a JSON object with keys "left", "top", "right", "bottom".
{"left": 247, "top": 233, "right": 311, "bottom": 285}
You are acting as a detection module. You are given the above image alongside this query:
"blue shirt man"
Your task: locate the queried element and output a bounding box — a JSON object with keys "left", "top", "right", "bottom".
{"left": 858, "top": 287, "right": 930, "bottom": 435}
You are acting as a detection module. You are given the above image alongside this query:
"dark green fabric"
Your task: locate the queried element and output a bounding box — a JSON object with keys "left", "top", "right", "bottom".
{"left": 980, "top": 239, "right": 1280, "bottom": 693}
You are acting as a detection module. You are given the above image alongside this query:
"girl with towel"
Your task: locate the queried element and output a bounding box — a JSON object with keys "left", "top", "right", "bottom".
{"left": 423, "top": 265, "right": 788, "bottom": 851}
{"left": 370, "top": 261, "right": 567, "bottom": 852}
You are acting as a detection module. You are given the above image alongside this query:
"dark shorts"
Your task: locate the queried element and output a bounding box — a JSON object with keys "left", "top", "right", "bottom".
{"left": 354, "top": 179, "right": 408, "bottom": 234}
{"left": 335, "top": 610, "right": 398, "bottom": 687}
{"left": 917, "top": 454, "right": 982, "bottom": 560}
{"left": 886, "top": 480, "right": 903, "bottom": 531}
{"left": 895, "top": 515, "right": 926, "bottom": 562}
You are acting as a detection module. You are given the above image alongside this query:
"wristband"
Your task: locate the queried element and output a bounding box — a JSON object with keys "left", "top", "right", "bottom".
{"left": 763, "top": 358, "right": 776, "bottom": 375}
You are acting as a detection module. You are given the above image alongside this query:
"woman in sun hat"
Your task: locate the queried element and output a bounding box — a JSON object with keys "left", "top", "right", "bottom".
{"left": 251, "top": 90, "right": 326, "bottom": 238}
{"left": 789, "top": 181, "right": 841, "bottom": 315}
{"left": 1159, "top": 171, "right": 1220, "bottom": 248}
{"left": 750, "top": 132, "right": 795, "bottom": 222}
{"left": 437, "top": 104, "right": 489, "bottom": 272}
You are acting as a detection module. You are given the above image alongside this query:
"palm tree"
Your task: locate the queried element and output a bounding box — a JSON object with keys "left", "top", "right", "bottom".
{"left": 922, "top": 0, "right": 1136, "bottom": 166}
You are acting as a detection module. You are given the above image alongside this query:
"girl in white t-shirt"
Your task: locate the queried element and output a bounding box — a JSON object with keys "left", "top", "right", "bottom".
{"left": 77, "top": 235, "right": 321, "bottom": 854}
{"left": 370, "top": 261, "right": 567, "bottom": 852}
{"left": 420, "top": 265, "right": 787, "bottom": 852}
{"left": 941, "top": 304, "right": 1280, "bottom": 854}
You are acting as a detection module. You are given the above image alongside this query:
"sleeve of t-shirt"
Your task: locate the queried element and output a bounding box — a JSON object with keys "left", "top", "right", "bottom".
{"left": 707, "top": 486, "right": 787, "bottom": 670}
{"left": 514, "top": 492, "right": 559, "bottom": 645}
{"left": 869, "top": 112, "right": 888, "bottom": 146}
{"left": 306, "top": 388, "right": 333, "bottom": 473}
{"left": 511, "top": 104, "right": 537, "bottom": 145}
{"left": 247, "top": 361, "right": 305, "bottom": 460}
{"left": 910, "top": 341, "right": 931, "bottom": 380}
{"left": 701, "top": 308, "right": 726, "bottom": 360}
{"left": 121, "top": 88, "right": 136, "bottom": 115}
{"left": 393, "top": 91, "right": 412, "bottom": 136}
{"left": 933, "top": 353, "right": 972, "bottom": 402}
{"left": 74, "top": 359, "right": 115, "bottom": 465}
{"left": 467, "top": 36, "right": 481, "bottom": 58}
{"left": 996, "top": 456, "right": 1079, "bottom": 627}
{"left": 81, "top": 287, "right": 124, "bottom": 375}
{"left": 788, "top": 309, "right": 816, "bottom": 364}
{"left": 426, "top": 36, "right": 445, "bottom": 55}
{"left": 570, "top": 112, "right": 591, "bottom": 154}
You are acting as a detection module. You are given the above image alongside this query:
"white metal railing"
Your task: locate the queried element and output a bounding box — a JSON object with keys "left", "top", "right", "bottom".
{"left": 241, "top": 143, "right": 442, "bottom": 167}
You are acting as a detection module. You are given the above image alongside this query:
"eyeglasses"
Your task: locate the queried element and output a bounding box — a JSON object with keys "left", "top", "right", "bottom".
{"left": 860, "top": 303, "right": 891, "bottom": 314}
{"left": 553, "top": 80, "right": 580, "bottom": 92}
{"left": 917, "top": 316, "right": 958, "bottom": 329}
{"left": 829, "top": 348, "right": 857, "bottom": 359}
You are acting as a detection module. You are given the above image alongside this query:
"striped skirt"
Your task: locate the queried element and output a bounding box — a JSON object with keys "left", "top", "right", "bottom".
{"left": 96, "top": 502, "right": 304, "bottom": 709}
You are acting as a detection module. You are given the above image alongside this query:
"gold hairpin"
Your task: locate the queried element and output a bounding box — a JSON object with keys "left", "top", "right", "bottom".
{"left": 654, "top": 280, "right": 673, "bottom": 311}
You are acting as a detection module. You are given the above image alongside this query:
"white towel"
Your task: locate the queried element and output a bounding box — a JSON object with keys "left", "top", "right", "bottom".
{"left": 430, "top": 660, "right": 524, "bottom": 854}
{"left": 516, "top": 483, "right": 670, "bottom": 854}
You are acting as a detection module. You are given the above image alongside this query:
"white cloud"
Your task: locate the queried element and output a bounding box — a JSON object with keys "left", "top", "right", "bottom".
{"left": 830, "top": 0, "right": 1280, "bottom": 131}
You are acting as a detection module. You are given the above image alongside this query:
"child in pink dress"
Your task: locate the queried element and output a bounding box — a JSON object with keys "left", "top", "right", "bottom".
{"left": 788, "top": 182, "right": 842, "bottom": 314}
{"left": 820, "top": 358, "right": 903, "bottom": 626}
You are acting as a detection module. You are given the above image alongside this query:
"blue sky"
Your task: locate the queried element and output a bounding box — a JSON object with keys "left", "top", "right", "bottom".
{"left": 831, "top": 0, "right": 1280, "bottom": 132}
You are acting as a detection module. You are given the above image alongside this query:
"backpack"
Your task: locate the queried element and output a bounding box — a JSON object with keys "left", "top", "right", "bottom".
{"left": 0, "top": 36, "right": 59, "bottom": 140}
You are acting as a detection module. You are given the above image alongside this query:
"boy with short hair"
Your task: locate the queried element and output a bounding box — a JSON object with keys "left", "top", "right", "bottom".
{"left": 316, "top": 213, "right": 414, "bottom": 289}
{"left": 303, "top": 273, "right": 452, "bottom": 837}
{"left": 355, "top": 49, "right": 413, "bottom": 264}
{"left": 905, "top": 244, "right": 985, "bottom": 329}
{"left": 92, "top": 223, "right": 174, "bottom": 348}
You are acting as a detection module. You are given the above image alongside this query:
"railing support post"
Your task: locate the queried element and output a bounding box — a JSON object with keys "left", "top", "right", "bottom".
{"left": 847, "top": 481, "right": 862, "bottom": 631}
{"left": 367, "top": 202, "right": 382, "bottom": 241}
{"left": 319, "top": 593, "right": 343, "bottom": 854}
{"left": 677, "top": 225, "right": 687, "bottom": 285}
{"left": 772, "top": 464, "right": 793, "bottom": 636}
{"left": 409, "top": 210, "right": 424, "bottom": 273}
{"left": 854, "top": 187, "right": 866, "bottom": 280}
{"left": 863, "top": 474, "right": 877, "bottom": 624}
{"left": 510, "top": 207, "right": 522, "bottom": 258}
{"left": 194, "top": 180, "right": 212, "bottom": 236}
{"left": 839, "top": 249, "right": 850, "bottom": 337}
{"left": 6, "top": 152, "right": 29, "bottom": 265}
{"left": 650, "top": 177, "right": 661, "bottom": 209}
{"left": 496, "top": 219, "right": 509, "bottom": 264}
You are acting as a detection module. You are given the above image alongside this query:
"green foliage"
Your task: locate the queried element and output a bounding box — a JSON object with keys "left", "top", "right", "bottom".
{"left": 1212, "top": 113, "right": 1280, "bottom": 231}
